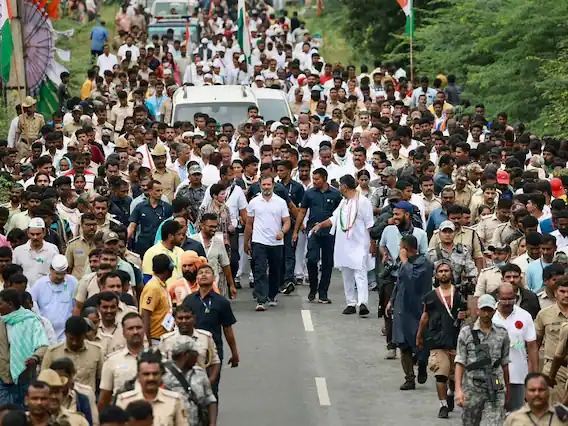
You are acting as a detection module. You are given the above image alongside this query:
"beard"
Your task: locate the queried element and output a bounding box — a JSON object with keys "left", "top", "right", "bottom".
{"left": 183, "top": 270, "right": 198, "bottom": 282}
{"left": 396, "top": 218, "right": 408, "bottom": 230}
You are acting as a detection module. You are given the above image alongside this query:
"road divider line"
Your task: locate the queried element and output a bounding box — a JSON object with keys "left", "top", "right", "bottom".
{"left": 315, "top": 377, "right": 331, "bottom": 406}
{"left": 301, "top": 310, "right": 314, "bottom": 331}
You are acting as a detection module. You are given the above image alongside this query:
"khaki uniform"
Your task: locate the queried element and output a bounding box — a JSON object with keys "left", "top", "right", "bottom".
{"left": 62, "top": 383, "right": 99, "bottom": 426}
{"left": 510, "top": 236, "right": 524, "bottom": 257}
{"left": 116, "top": 387, "right": 188, "bottom": 426}
{"left": 98, "top": 321, "right": 126, "bottom": 354}
{"left": 152, "top": 168, "right": 181, "bottom": 203}
{"left": 476, "top": 214, "right": 507, "bottom": 247}
{"left": 159, "top": 98, "right": 173, "bottom": 124}
{"left": 429, "top": 226, "right": 483, "bottom": 260}
{"left": 96, "top": 214, "right": 122, "bottom": 234}
{"left": 450, "top": 183, "right": 475, "bottom": 209}
{"left": 17, "top": 113, "right": 45, "bottom": 143}
{"left": 535, "top": 304, "right": 568, "bottom": 404}
{"left": 90, "top": 332, "right": 112, "bottom": 358}
{"left": 124, "top": 250, "right": 141, "bottom": 269}
{"left": 110, "top": 104, "right": 133, "bottom": 132}
{"left": 56, "top": 408, "right": 89, "bottom": 426}
{"left": 74, "top": 272, "right": 99, "bottom": 303}
{"left": 511, "top": 253, "right": 537, "bottom": 275}
{"left": 65, "top": 236, "right": 96, "bottom": 280}
{"left": 41, "top": 341, "right": 103, "bottom": 390}
{"left": 387, "top": 154, "right": 408, "bottom": 171}
{"left": 474, "top": 266, "right": 503, "bottom": 297}
{"left": 503, "top": 404, "right": 565, "bottom": 425}
{"left": 537, "top": 289, "right": 556, "bottom": 310}
{"left": 491, "top": 221, "right": 522, "bottom": 248}
{"left": 63, "top": 121, "right": 82, "bottom": 138}
{"left": 100, "top": 347, "right": 138, "bottom": 394}
{"left": 159, "top": 329, "right": 220, "bottom": 368}
{"left": 116, "top": 301, "right": 138, "bottom": 324}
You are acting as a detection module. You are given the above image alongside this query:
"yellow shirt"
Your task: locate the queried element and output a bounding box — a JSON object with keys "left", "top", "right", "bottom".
{"left": 139, "top": 277, "right": 171, "bottom": 339}
{"left": 141, "top": 242, "right": 184, "bottom": 285}
{"left": 81, "top": 79, "right": 94, "bottom": 100}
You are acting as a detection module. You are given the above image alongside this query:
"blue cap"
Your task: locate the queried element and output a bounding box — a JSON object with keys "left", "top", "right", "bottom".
{"left": 393, "top": 201, "right": 413, "bottom": 213}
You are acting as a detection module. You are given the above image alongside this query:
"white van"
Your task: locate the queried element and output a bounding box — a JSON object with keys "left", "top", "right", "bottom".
{"left": 250, "top": 87, "right": 294, "bottom": 123}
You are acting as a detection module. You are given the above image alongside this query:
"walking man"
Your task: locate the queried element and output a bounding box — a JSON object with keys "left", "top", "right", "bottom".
{"left": 244, "top": 175, "right": 291, "bottom": 311}
{"left": 292, "top": 167, "right": 342, "bottom": 303}
{"left": 310, "top": 174, "right": 374, "bottom": 316}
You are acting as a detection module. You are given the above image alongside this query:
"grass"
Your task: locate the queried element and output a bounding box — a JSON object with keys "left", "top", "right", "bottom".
{"left": 0, "top": 5, "right": 119, "bottom": 134}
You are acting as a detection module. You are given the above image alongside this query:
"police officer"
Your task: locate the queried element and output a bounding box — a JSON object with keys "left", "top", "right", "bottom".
{"left": 427, "top": 220, "right": 477, "bottom": 288}
{"left": 115, "top": 350, "right": 188, "bottom": 426}
{"left": 455, "top": 294, "right": 510, "bottom": 426}
{"left": 37, "top": 369, "right": 89, "bottom": 426}
{"left": 474, "top": 245, "right": 512, "bottom": 302}
{"left": 65, "top": 212, "right": 98, "bottom": 280}
{"left": 541, "top": 275, "right": 568, "bottom": 404}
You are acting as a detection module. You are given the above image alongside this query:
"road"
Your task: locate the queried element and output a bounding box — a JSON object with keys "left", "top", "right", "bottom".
{"left": 218, "top": 272, "right": 462, "bottom": 426}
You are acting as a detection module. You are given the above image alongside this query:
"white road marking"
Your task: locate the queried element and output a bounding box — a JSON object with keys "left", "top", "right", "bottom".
{"left": 301, "top": 309, "right": 314, "bottom": 331}
{"left": 315, "top": 377, "right": 331, "bottom": 406}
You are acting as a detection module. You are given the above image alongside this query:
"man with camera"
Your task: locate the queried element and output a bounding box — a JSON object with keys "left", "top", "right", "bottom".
{"left": 455, "top": 294, "right": 511, "bottom": 425}
{"left": 417, "top": 260, "right": 468, "bottom": 419}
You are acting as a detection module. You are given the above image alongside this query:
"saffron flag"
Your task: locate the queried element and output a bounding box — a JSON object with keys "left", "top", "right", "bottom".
{"left": 237, "top": 0, "right": 251, "bottom": 64}
{"left": 0, "top": 0, "right": 13, "bottom": 82}
{"left": 396, "top": 0, "right": 414, "bottom": 37}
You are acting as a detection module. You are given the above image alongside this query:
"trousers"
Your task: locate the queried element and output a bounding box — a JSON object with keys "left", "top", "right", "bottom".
{"left": 462, "top": 389, "right": 505, "bottom": 426}
{"left": 229, "top": 232, "right": 240, "bottom": 280}
{"left": 307, "top": 234, "right": 335, "bottom": 298}
{"left": 341, "top": 267, "right": 368, "bottom": 306}
{"left": 251, "top": 243, "right": 283, "bottom": 303}
{"left": 542, "top": 361, "right": 568, "bottom": 404}
{"left": 282, "top": 229, "right": 296, "bottom": 283}
{"left": 380, "top": 279, "right": 396, "bottom": 349}
{"left": 294, "top": 231, "right": 308, "bottom": 279}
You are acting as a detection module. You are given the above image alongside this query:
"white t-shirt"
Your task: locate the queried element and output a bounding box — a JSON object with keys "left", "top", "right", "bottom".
{"left": 247, "top": 193, "right": 289, "bottom": 246}
{"left": 492, "top": 305, "right": 536, "bottom": 384}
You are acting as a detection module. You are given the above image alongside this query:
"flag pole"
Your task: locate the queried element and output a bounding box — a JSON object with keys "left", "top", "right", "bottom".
{"left": 409, "top": 2, "right": 414, "bottom": 83}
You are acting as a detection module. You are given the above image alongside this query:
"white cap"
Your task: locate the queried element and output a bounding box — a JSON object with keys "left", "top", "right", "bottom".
{"left": 270, "top": 121, "right": 283, "bottom": 132}
{"left": 238, "top": 54, "right": 246, "bottom": 63}
{"left": 255, "top": 75, "right": 264, "bottom": 81}
{"left": 212, "top": 58, "right": 222, "bottom": 68}
{"left": 203, "top": 73, "right": 213, "bottom": 79}
{"left": 182, "top": 131, "right": 194, "bottom": 138}
{"left": 201, "top": 37, "right": 208, "bottom": 44}
{"left": 28, "top": 218, "right": 45, "bottom": 229}
{"left": 51, "top": 254, "right": 68, "bottom": 272}
{"left": 202, "top": 65, "right": 211, "bottom": 73}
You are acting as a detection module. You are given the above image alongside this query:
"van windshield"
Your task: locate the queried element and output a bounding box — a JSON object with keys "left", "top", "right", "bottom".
{"left": 257, "top": 98, "right": 291, "bottom": 122}
{"left": 173, "top": 103, "right": 254, "bottom": 125}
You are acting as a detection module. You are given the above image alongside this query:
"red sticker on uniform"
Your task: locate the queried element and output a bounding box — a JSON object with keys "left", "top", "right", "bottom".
{"left": 515, "top": 321, "right": 523, "bottom": 329}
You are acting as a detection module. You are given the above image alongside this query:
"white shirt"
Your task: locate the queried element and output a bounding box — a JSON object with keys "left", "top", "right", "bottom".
{"left": 550, "top": 230, "right": 568, "bottom": 251}
{"left": 492, "top": 305, "right": 536, "bottom": 384}
{"left": 96, "top": 53, "right": 118, "bottom": 76}
{"left": 201, "top": 164, "right": 220, "bottom": 187}
{"left": 7, "top": 116, "right": 19, "bottom": 148}
{"left": 330, "top": 193, "right": 374, "bottom": 270}
{"left": 117, "top": 44, "right": 140, "bottom": 62}
{"left": 247, "top": 193, "right": 289, "bottom": 246}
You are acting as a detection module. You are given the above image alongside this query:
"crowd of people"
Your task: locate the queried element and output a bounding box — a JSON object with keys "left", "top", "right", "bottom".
{"left": 2, "top": 0, "right": 568, "bottom": 424}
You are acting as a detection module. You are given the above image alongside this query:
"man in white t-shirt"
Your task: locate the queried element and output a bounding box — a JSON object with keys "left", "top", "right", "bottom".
{"left": 492, "top": 282, "right": 538, "bottom": 412}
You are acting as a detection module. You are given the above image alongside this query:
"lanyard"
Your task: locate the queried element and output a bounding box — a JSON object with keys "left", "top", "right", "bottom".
{"left": 527, "top": 412, "right": 553, "bottom": 426}
{"left": 199, "top": 296, "right": 212, "bottom": 314}
{"left": 436, "top": 286, "right": 455, "bottom": 320}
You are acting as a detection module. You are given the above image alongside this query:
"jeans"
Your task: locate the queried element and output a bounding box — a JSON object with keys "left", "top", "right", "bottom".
{"left": 0, "top": 379, "right": 31, "bottom": 408}
{"left": 282, "top": 230, "right": 296, "bottom": 283}
{"left": 251, "top": 243, "right": 283, "bottom": 303}
{"left": 306, "top": 234, "right": 335, "bottom": 298}
{"left": 229, "top": 232, "right": 240, "bottom": 280}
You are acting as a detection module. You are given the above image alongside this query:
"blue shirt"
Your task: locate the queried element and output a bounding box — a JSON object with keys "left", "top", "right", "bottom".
{"left": 426, "top": 207, "right": 448, "bottom": 237}
{"left": 145, "top": 96, "right": 167, "bottom": 120}
{"left": 29, "top": 275, "right": 78, "bottom": 342}
{"left": 129, "top": 200, "right": 173, "bottom": 246}
{"left": 379, "top": 225, "right": 428, "bottom": 261}
{"left": 526, "top": 258, "right": 552, "bottom": 293}
{"left": 539, "top": 217, "right": 554, "bottom": 234}
{"left": 90, "top": 27, "right": 109, "bottom": 51}
{"left": 300, "top": 185, "right": 342, "bottom": 236}
{"left": 434, "top": 171, "right": 452, "bottom": 194}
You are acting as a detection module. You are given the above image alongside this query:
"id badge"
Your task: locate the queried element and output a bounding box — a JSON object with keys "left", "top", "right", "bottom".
{"left": 162, "top": 313, "right": 175, "bottom": 331}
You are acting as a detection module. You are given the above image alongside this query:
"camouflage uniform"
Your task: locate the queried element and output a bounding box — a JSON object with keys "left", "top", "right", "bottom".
{"left": 162, "top": 364, "right": 216, "bottom": 426}
{"left": 455, "top": 321, "right": 510, "bottom": 426}
{"left": 427, "top": 243, "right": 477, "bottom": 285}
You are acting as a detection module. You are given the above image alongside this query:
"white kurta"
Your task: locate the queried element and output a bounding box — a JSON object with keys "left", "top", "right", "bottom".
{"left": 330, "top": 193, "right": 374, "bottom": 271}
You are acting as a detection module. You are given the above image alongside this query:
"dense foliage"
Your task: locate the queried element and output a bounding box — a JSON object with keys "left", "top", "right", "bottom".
{"left": 332, "top": 0, "right": 568, "bottom": 133}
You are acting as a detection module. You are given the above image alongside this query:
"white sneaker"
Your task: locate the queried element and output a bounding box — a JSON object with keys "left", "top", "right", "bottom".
{"left": 255, "top": 303, "right": 266, "bottom": 312}
{"left": 267, "top": 300, "right": 278, "bottom": 307}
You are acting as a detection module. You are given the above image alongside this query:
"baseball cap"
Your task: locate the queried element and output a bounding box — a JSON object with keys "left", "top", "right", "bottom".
{"left": 393, "top": 201, "right": 413, "bottom": 214}
{"left": 189, "top": 165, "right": 202, "bottom": 175}
{"left": 380, "top": 166, "right": 397, "bottom": 177}
{"left": 551, "top": 178, "right": 565, "bottom": 198}
{"left": 477, "top": 294, "right": 497, "bottom": 310}
{"left": 171, "top": 335, "right": 198, "bottom": 356}
{"left": 487, "top": 244, "right": 511, "bottom": 252}
{"left": 51, "top": 254, "right": 68, "bottom": 272}
{"left": 104, "top": 231, "right": 120, "bottom": 243}
{"left": 439, "top": 220, "right": 455, "bottom": 232}
{"left": 37, "top": 369, "right": 68, "bottom": 387}
{"left": 28, "top": 218, "right": 45, "bottom": 229}
{"left": 387, "top": 188, "right": 403, "bottom": 202}
{"left": 496, "top": 170, "right": 510, "bottom": 185}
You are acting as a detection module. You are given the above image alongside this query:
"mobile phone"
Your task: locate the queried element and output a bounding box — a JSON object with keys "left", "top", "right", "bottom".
{"left": 555, "top": 404, "right": 568, "bottom": 421}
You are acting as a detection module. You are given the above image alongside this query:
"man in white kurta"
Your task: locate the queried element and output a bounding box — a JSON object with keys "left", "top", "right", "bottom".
{"left": 312, "top": 175, "right": 374, "bottom": 315}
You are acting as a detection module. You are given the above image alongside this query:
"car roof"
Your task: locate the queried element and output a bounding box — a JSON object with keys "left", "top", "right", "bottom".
{"left": 173, "top": 85, "right": 257, "bottom": 104}
{"left": 250, "top": 87, "right": 288, "bottom": 101}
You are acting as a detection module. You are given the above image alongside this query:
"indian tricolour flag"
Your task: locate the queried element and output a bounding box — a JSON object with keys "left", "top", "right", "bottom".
{"left": 396, "top": 0, "right": 414, "bottom": 37}
{"left": 237, "top": 0, "right": 251, "bottom": 64}
{"left": 0, "top": 0, "right": 13, "bottom": 82}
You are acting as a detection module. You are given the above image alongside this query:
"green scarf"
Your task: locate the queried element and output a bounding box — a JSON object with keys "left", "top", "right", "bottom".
{"left": 1, "top": 308, "right": 48, "bottom": 383}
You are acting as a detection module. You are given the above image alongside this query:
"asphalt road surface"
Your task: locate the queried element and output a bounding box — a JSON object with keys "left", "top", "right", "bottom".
{"left": 218, "top": 272, "right": 462, "bottom": 426}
